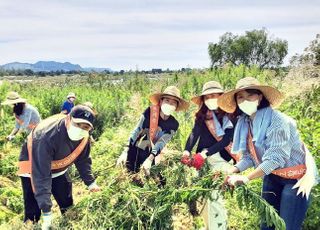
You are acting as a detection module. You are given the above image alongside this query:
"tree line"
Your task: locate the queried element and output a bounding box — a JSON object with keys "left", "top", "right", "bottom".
{"left": 208, "top": 28, "right": 319, "bottom": 69}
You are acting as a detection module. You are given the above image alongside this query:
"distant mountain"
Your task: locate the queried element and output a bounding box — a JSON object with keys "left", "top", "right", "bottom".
{"left": 1, "top": 62, "right": 33, "bottom": 70}
{"left": 0, "top": 61, "right": 112, "bottom": 73}
{"left": 32, "top": 61, "right": 82, "bottom": 72}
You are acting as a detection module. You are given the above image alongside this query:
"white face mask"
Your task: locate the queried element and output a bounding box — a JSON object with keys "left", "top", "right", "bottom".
{"left": 161, "top": 103, "right": 176, "bottom": 116}
{"left": 238, "top": 100, "right": 259, "bottom": 116}
{"left": 204, "top": 98, "right": 218, "bottom": 110}
{"left": 67, "top": 124, "right": 89, "bottom": 141}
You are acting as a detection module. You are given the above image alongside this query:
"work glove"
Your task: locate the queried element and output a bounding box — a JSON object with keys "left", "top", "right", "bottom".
{"left": 292, "top": 147, "right": 318, "bottom": 200}
{"left": 182, "top": 150, "right": 190, "bottom": 157}
{"left": 88, "top": 181, "right": 101, "bottom": 192}
{"left": 41, "top": 212, "right": 52, "bottom": 230}
{"left": 190, "top": 151, "right": 207, "bottom": 170}
{"left": 226, "top": 166, "right": 238, "bottom": 175}
{"left": 142, "top": 157, "right": 153, "bottom": 176}
{"left": 227, "top": 175, "right": 249, "bottom": 186}
{"left": 181, "top": 150, "right": 192, "bottom": 166}
{"left": 6, "top": 135, "right": 15, "bottom": 141}
{"left": 116, "top": 147, "right": 129, "bottom": 167}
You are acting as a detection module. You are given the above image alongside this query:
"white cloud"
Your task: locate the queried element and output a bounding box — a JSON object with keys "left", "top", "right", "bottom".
{"left": 0, "top": 0, "right": 319, "bottom": 70}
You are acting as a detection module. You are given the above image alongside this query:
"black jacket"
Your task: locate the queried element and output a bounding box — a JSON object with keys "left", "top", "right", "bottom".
{"left": 184, "top": 118, "right": 234, "bottom": 162}
{"left": 19, "top": 117, "right": 95, "bottom": 212}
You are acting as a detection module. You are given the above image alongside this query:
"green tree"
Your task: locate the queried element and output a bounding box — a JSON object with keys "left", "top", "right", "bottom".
{"left": 208, "top": 29, "right": 288, "bottom": 68}
{"left": 24, "top": 69, "right": 34, "bottom": 76}
{"left": 290, "top": 34, "right": 320, "bottom": 66}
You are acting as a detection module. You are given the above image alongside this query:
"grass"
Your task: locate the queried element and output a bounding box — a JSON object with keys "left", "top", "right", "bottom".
{"left": 0, "top": 66, "right": 319, "bottom": 229}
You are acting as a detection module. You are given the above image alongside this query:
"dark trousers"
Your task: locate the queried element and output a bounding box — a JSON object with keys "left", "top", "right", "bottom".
{"left": 261, "top": 174, "right": 309, "bottom": 230}
{"left": 125, "top": 145, "right": 166, "bottom": 186}
{"left": 126, "top": 145, "right": 151, "bottom": 173}
{"left": 21, "top": 173, "right": 73, "bottom": 223}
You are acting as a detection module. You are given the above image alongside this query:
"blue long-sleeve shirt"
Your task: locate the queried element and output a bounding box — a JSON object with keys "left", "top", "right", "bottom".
{"left": 235, "top": 110, "right": 306, "bottom": 175}
{"left": 61, "top": 100, "right": 74, "bottom": 114}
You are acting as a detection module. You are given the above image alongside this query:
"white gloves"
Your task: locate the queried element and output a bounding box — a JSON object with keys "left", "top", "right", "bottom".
{"left": 226, "top": 166, "right": 238, "bottom": 175}
{"left": 41, "top": 212, "right": 52, "bottom": 230}
{"left": 182, "top": 150, "right": 190, "bottom": 156}
{"left": 116, "top": 147, "right": 128, "bottom": 166}
{"left": 200, "top": 149, "right": 208, "bottom": 159}
{"left": 6, "top": 135, "right": 15, "bottom": 141}
{"left": 142, "top": 157, "right": 153, "bottom": 176}
{"left": 227, "top": 175, "right": 249, "bottom": 186}
{"left": 88, "top": 181, "right": 101, "bottom": 192}
{"left": 292, "top": 147, "right": 318, "bottom": 200}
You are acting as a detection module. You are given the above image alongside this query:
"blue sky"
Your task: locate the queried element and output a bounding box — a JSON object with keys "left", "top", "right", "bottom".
{"left": 0, "top": 0, "right": 319, "bottom": 70}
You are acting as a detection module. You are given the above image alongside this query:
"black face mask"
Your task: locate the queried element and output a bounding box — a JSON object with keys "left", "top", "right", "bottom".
{"left": 13, "top": 103, "right": 24, "bottom": 116}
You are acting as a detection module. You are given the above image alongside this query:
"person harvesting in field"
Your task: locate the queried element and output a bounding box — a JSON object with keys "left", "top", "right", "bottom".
{"left": 218, "top": 77, "right": 318, "bottom": 230}
{"left": 1, "top": 91, "right": 41, "bottom": 140}
{"left": 116, "top": 86, "right": 189, "bottom": 177}
{"left": 181, "top": 81, "right": 240, "bottom": 230}
{"left": 61, "top": 92, "right": 76, "bottom": 114}
{"left": 82, "top": 101, "right": 96, "bottom": 144}
{"left": 17, "top": 105, "right": 100, "bottom": 229}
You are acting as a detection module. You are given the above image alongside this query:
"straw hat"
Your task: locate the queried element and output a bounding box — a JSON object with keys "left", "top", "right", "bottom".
{"left": 149, "top": 86, "right": 189, "bottom": 112}
{"left": 67, "top": 92, "right": 76, "bottom": 99}
{"left": 82, "top": 101, "right": 98, "bottom": 115}
{"left": 1, "top": 91, "right": 27, "bottom": 105}
{"left": 217, "top": 77, "right": 284, "bottom": 113}
{"left": 191, "top": 81, "right": 224, "bottom": 105}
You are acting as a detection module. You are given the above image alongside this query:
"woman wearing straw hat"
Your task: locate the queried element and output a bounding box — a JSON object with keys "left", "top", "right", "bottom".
{"left": 61, "top": 92, "right": 76, "bottom": 114}
{"left": 181, "top": 81, "right": 238, "bottom": 230}
{"left": 116, "top": 86, "right": 189, "bottom": 178}
{"left": 218, "top": 77, "right": 318, "bottom": 230}
{"left": 1, "top": 91, "right": 41, "bottom": 140}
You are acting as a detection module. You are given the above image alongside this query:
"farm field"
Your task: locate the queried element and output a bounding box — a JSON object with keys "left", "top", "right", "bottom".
{"left": 0, "top": 65, "right": 319, "bottom": 230}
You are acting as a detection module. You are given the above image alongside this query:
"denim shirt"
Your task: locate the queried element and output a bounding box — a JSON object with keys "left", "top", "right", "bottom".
{"left": 235, "top": 110, "right": 306, "bottom": 175}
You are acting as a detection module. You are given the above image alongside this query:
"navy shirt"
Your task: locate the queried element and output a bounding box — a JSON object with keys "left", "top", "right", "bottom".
{"left": 61, "top": 100, "right": 74, "bottom": 114}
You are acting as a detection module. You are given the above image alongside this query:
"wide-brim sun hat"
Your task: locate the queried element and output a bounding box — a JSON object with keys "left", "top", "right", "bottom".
{"left": 149, "top": 85, "right": 190, "bottom": 112}
{"left": 1, "top": 91, "right": 27, "bottom": 105}
{"left": 191, "top": 81, "right": 224, "bottom": 106}
{"left": 67, "top": 92, "right": 76, "bottom": 99}
{"left": 217, "top": 77, "right": 284, "bottom": 113}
